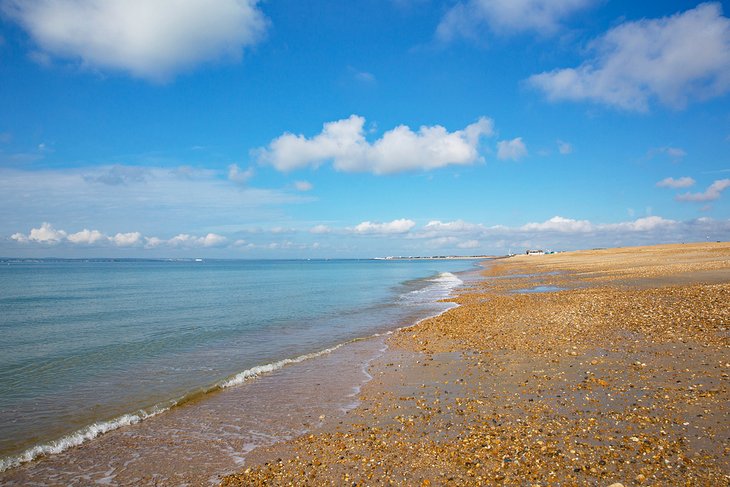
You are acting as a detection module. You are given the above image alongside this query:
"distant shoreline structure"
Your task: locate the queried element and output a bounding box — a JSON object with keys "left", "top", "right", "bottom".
{"left": 373, "top": 255, "right": 496, "bottom": 260}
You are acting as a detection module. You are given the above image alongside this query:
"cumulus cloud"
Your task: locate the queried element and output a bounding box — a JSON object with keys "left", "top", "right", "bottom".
{"left": 228, "top": 164, "right": 254, "bottom": 184}
{"left": 111, "top": 232, "right": 142, "bottom": 247}
{"left": 10, "top": 223, "right": 142, "bottom": 246}
{"left": 423, "top": 220, "right": 484, "bottom": 234}
{"left": 9, "top": 223, "right": 233, "bottom": 249}
{"left": 257, "top": 115, "right": 494, "bottom": 174}
{"left": 67, "top": 228, "right": 107, "bottom": 244}
{"left": 676, "top": 178, "right": 730, "bottom": 202}
{"left": 294, "top": 180, "right": 313, "bottom": 191}
{"left": 437, "top": 0, "right": 596, "bottom": 41}
{"left": 521, "top": 215, "right": 592, "bottom": 233}
{"left": 20, "top": 222, "right": 67, "bottom": 243}
{"left": 528, "top": 3, "right": 730, "bottom": 111}
{"left": 352, "top": 219, "right": 416, "bottom": 235}
{"left": 497, "top": 137, "right": 528, "bottom": 161}
{"left": 168, "top": 233, "right": 227, "bottom": 247}
{"left": 656, "top": 176, "right": 695, "bottom": 189}
{"left": 3, "top": 0, "right": 268, "bottom": 81}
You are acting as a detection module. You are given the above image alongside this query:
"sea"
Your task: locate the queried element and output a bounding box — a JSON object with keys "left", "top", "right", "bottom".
{"left": 0, "top": 258, "right": 480, "bottom": 484}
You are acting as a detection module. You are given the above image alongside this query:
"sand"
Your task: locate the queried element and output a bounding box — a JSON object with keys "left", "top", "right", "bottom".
{"left": 221, "top": 242, "right": 730, "bottom": 486}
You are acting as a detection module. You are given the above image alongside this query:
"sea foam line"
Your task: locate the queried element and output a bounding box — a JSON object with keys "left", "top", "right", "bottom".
{"left": 0, "top": 406, "right": 169, "bottom": 473}
{"left": 0, "top": 340, "right": 365, "bottom": 473}
{"left": 0, "top": 269, "right": 467, "bottom": 473}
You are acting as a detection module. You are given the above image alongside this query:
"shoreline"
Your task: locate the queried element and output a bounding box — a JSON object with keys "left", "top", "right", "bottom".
{"left": 0, "top": 265, "right": 476, "bottom": 485}
{"left": 222, "top": 242, "right": 730, "bottom": 485}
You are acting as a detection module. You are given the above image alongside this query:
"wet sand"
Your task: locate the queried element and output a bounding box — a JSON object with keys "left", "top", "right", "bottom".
{"left": 222, "top": 242, "right": 730, "bottom": 486}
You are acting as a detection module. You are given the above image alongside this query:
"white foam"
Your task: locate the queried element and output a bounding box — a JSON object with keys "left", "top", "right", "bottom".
{"left": 221, "top": 343, "right": 346, "bottom": 388}
{"left": 0, "top": 405, "right": 170, "bottom": 473}
{"left": 0, "top": 270, "right": 466, "bottom": 474}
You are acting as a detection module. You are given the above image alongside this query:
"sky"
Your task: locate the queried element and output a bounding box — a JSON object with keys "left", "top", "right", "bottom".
{"left": 1, "top": 0, "right": 730, "bottom": 258}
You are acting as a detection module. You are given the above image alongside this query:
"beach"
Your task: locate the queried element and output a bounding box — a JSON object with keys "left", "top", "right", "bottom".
{"left": 222, "top": 242, "right": 730, "bottom": 486}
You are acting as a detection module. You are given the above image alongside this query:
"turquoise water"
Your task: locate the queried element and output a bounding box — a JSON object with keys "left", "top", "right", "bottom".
{"left": 0, "top": 258, "right": 477, "bottom": 471}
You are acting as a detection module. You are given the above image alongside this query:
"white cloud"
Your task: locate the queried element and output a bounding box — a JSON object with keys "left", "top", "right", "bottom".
{"left": 3, "top": 0, "right": 268, "bottom": 81}
{"left": 67, "top": 228, "right": 107, "bottom": 244}
{"left": 353, "top": 219, "right": 416, "bottom": 235}
{"left": 25, "top": 222, "right": 67, "bottom": 243}
{"left": 557, "top": 140, "right": 573, "bottom": 155}
{"left": 602, "top": 216, "right": 677, "bottom": 232}
{"left": 228, "top": 164, "right": 254, "bottom": 184}
{"left": 199, "top": 233, "right": 227, "bottom": 247}
{"left": 111, "top": 232, "right": 142, "bottom": 247}
{"left": 10, "top": 223, "right": 143, "bottom": 247}
{"left": 676, "top": 178, "right": 730, "bottom": 202}
{"left": 528, "top": 3, "right": 730, "bottom": 111}
{"left": 521, "top": 216, "right": 592, "bottom": 233}
{"left": 310, "top": 224, "right": 331, "bottom": 234}
{"left": 497, "top": 137, "right": 528, "bottom": 161}
{"left": 656, "top": 176, "right": 695, "bottom": 189}
{"left": 423, "top": 220, "right": 484, "bottom": 234}
{"left": 294, "top": 180, "right": 313, "bottom": 191}
{"left": 437, "top": 0, "right": 596, "bottom": 41}
{"left": 348, "top": 67, "right": 376, "bottom": 84}
{"left": 649, "top": 146, "right": 687, "bottom": 161}
{"left": 144, "top": 236, "right": 165, "bottom": 248}
{"left": 257, "top": 115, "right": 494, "bottom": 174}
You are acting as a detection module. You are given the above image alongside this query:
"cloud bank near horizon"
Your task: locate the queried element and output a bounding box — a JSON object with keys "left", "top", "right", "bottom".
{"left": 8, "top": 215, "right": 729, "bottom": 256}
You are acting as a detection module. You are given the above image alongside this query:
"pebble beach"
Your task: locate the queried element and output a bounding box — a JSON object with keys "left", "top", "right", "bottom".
{"left": 222, "top": 242, "right": 730, "bottom": 486}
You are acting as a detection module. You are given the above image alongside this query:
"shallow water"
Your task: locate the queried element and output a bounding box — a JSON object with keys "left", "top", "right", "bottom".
{"left": 0, "top": 258, "right": 478, "bottom": 479}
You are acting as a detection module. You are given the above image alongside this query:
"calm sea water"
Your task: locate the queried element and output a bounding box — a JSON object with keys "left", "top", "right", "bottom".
{"left": 0, "top": 258, "right": 477, "bottom": 473}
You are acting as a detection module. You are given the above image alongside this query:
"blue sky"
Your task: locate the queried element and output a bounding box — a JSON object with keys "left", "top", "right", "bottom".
{"left": 1, "top": 0, "right": 729, "bottom": 258}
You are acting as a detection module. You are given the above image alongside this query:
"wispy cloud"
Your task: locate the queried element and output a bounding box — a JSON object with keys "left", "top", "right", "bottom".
{"left": 437, "top": 0, "right": 597, "bottom": 41}
{"left": 348, "top": 66, "right": 376, "bottom": 84}
{"left": 557, "top": 140, "right": 573, "bottom": 155}
{"left": 648, "top": 146, "right": 687, "bottom": 161}
{"left": 497, "top": 137, "right": 527, "bottom": 161}
{"left": 227, "top": 163, "right": 255, "bottom": 184}
{"left": 294, "top": 180, "right": 313, "bottom": 191}
{"left": 2, "top": 0, "right": 268, "bottom": 81}
{"left": 676, "top": 178, "right": 730, "bottom": 202}
{"left": 656, "top": 176, "right": 695, "bottom": 189}
{"left": 256, "top": 115, "right": 494, "bottom": 174}
{"left": 528, "top": 3, "right": 730, "bottom": 111}
{"left": 0, "top": 165, "right": 305, "bottom": 239}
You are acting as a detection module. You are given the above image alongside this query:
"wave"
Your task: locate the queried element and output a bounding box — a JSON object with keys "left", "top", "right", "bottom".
{"left": 0, "top": 341, "right": 363, "bottom": 472}
{"left": 221, "top": 343, "right": 347, "bottom": 388}
{"left": 0, "top": 405, "right": 170, "bottom": 472}
{"left": 0, "top": 270, "right": 467, "bottom": 473}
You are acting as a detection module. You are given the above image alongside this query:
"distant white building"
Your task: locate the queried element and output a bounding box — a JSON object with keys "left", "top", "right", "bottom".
{"left": 526, "top": 249, "right": 545, "bottom": 255}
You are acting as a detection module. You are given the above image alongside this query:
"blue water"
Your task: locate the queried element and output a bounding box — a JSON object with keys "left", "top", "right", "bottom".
{"left": 0, "top": 258, "right": 477, "bottom": 470}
